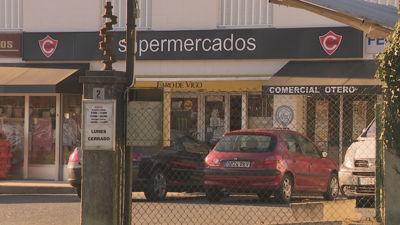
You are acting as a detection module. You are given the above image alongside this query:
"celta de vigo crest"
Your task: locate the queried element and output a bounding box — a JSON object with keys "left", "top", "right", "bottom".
{"left": 39, "top": 35, "right": 58, "bottom": 58}
{"left": 319, "top": 30, "right": 342, "bottom": 55}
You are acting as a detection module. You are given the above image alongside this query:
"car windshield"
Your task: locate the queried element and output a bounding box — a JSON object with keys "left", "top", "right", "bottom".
{"left": 214, "top": 134, "right": 277, "bottom": 152}
{"left": 361, "top": 120, "right": 376, "bottom": 138}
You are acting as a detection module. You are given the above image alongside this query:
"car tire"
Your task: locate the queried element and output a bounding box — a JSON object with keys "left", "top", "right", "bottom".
{"left": 76, "top": 185, "right": 81, "bottom": 199}
{"left": 275, "top": 174, "right": 293, "bottom": 204}
{"left": 144, "top": 169, "right": 168, "bottom": 201}
{"left": 206, "top": 188, "right": 224, "bottom": 202}
{"left": 257, "top": 190, "right": 273, "bottom": 202}
{"left": 323, "top": 173, "right": 339, "bottom": 200}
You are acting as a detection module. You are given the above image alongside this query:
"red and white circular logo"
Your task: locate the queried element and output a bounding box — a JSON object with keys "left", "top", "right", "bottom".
{"left": 319, "top": 31, "right": 342, "bottom": 55}
{"left": 39, "top": 35, "right": 58, "bottom": 58}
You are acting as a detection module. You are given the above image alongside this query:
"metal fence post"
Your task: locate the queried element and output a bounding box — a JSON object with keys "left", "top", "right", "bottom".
{"left": 375, "top": 103, "right": 383, "bottom": 222}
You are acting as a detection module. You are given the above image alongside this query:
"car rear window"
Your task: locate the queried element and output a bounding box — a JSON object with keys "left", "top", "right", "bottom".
{"left": 214, "top": 134, "right": 277, "bottom": 152}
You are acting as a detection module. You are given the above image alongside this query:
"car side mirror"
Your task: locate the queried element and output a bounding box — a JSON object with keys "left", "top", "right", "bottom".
{"left": 322, "top": 151, "right": 328, "bottom": 158}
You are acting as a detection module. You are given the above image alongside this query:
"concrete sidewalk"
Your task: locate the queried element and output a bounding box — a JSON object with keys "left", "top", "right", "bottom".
{"left": 0, "top": 180, "right": 76, "bottom": 194}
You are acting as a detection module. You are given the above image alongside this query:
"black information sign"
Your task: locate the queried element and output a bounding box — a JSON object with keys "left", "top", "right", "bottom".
{"left": 23, "top": 27, "right": 363, "bottom": 61}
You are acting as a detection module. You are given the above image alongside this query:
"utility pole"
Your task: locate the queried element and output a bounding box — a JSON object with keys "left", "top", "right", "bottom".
{"left": 79, "top": 2, "right": 130, "bottom": 225}
{"left": 122, "top": 0, "right": 138, "bottom": 224}
{"left": 126, "top": 0, "right": 137, "bottom": 87}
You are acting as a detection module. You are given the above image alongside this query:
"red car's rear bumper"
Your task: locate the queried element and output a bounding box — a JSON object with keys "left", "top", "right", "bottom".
{"left": 204, "top": 169, "right": 282, "bottom": 190}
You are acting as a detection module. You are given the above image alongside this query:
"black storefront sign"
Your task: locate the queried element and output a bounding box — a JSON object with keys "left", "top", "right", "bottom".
{"left": 263, "top": 85, "right": 382, "bottom": 95}
{"left": 22, "top": 27, "right": 363, "bottom": 61}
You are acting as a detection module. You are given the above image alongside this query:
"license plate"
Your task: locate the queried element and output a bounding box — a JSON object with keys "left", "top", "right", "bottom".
{"left": 359, "top": 177, "right": 375, "bottom": 185}
{"left": 225, "top": 161, "right": 250, "bottom": 168}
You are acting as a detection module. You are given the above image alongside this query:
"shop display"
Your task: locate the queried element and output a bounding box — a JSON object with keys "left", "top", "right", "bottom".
{"left": 205, "top": 95, "right": 225, "bottom": 145}
{"left": 353, "top": 101, "right": 368, "bottom": 139}
{"left": 315, "top": 100, "right": 329, "bottom": 151}
{"left": 0, "top": 133, "right": 12, "bottom": 179}
{"left": 171, "top": 98, "right": 198, "bottom": 135}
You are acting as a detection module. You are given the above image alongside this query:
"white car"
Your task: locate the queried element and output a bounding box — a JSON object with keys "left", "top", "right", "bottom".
{"left": 339, "top": 119, "right": 376, "bottom": 198}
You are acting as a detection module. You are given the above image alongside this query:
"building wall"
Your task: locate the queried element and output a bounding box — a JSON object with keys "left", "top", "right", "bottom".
{"left": 23, "top": 0, "right": 103, "bottom": 32}
{"left": 10, "top": 0, "right": 379, "bottom": 73}
{"left": 273, "top": 5, "right": 343, "bottom": 28}
{"left": 152, "top": 0, "right": 219, "bottom": 30}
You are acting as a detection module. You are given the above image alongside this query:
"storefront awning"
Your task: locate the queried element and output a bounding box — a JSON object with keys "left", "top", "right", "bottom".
{"left": 263, "top": 60, "right": 382, "bottom": 95}
{"left": 0, "top": 63, "right": 89, "bottom": 93}
{"left": 269, "top": 0, "right": 399, "bottom": 39}
{"left": 133, "top": 75, "right": 272, "bottom": 92}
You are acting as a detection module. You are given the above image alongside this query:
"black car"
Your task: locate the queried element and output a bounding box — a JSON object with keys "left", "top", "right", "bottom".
{"left": 67, "top": 129, "right": 210, "bottom": 200}
{"left": 132, "top": 129, "right": 210, "bottom": 201}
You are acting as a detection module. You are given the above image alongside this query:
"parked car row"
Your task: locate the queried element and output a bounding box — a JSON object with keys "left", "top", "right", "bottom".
{"left": 68, "top": 129, "right": 209, "bottom": 200}
{"left": 68, "top": 122, "right": 376, "bottom": 204}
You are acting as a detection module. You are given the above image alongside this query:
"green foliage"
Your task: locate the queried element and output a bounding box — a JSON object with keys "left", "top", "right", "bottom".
{"left": 375, "top": 20, "right": 400, "bottom": 156}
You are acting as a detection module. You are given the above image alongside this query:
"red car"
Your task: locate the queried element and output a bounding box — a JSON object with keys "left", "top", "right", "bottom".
{"left": 204, "top": 129, "right": 339, "bottom": 204}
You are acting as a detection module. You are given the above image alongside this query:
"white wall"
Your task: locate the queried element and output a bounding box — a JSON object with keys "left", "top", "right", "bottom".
{"left": 23, "top": 0, "right": 103, "bottom": 32}
{"left": 21, "top": 1, "right": 349, "bottom": 32}
{"left": 152, "top": 0, "right": 219, "bottom": 30}
{"left": 272, "top": 5, "right": 344, "bottom": 28}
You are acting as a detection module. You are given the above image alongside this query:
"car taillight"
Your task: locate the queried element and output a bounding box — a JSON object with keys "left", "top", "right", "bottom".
{"left": 205, "top": 155, "right": 212, "bottom": 168}
{"left": 69, "top": 150, "right": 80, "bottom": 163}
{"left": 205, "top": 155, "right": 220, "bottom": 169}
{"left": 133, "top": 151, "right": 143, "bottom": 162}
{"left": 264, "top": 155, "right": 283, "bottom": 167}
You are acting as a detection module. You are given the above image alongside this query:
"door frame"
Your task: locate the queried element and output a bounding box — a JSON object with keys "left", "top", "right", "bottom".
{"left": 23, "top": 93, "right": 61, "bottom": 180}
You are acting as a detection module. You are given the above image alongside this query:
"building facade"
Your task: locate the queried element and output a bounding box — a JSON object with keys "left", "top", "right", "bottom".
{"left": 0, "top": 0, "right": 394, "bottom": 181}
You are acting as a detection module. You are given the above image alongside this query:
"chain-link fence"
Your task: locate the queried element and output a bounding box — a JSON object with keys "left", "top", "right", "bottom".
{"left": 126, "top": 88, "right": 382, "bottom": 224}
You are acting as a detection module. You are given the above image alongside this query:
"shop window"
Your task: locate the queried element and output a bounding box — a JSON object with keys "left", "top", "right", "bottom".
{"left": 306, "top": 94, "right": 377, "bottom": 164}
{"left": 219, "top": 0, "right": 273, "bottom": 27}
{"left": 61, "top": 94, "right": 82, "bottom": 165}
{"left": 0, "top": 96, "right": 25, "bottom": 179}
{"left": 171, "top": 98, "right": 198, "bottom": 135}
{"left": 102, "top": 0, "right": 152, "bottom": 29}
{"left": 230, "top": 95, "right": 242, "bottom": 131}
{"left": 205, "top": 95, "right": 226, "bottom": 144}
{"left": 0, "top": 0, "right": 22, "bottom": 30}
{"left": 248, "top": 94, "right": 273, "bottom": 117}
{"left": 29, "top": 96, "right": 57, "bottom": 165}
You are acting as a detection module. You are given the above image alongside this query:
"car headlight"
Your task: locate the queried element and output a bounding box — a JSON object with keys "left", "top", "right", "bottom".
{"left": 344, "top": 157, "right": 354, "bottom": 168}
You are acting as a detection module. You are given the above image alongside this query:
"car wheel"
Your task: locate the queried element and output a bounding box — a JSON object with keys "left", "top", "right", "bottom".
{"left": 323, "top": 173, "right": 339, "bottom": 200}
{"left": 206, "top": 188, "right": 224, "bottom": 202}
{"left": 144, "top": 169, "right": 167, "bottom": 201}
{"left": 275, "top": 174, "right": 293, "bottom": 204}
{"left": 76, "top": 185, "right": 81, "bottom": 199}
{"left": 257, "top": 190, "right": 273, "bottom": 202}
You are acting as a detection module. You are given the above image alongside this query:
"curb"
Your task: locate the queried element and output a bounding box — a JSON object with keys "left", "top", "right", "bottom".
{"left": 0, "top": 185, "right": 76, "bottom": 194}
